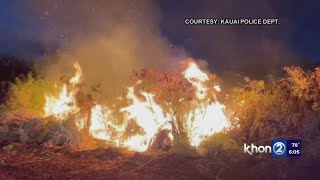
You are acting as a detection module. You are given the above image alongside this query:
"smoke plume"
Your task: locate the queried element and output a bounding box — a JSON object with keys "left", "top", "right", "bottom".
{"left": 24, "top": 0, "right": 175, "bottom": 99}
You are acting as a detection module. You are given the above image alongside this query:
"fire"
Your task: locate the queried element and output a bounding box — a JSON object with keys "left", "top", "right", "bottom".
{"left": 44, "top": 84, "right": 78, "bottom": 120}
{"left": 89, "top": 105, "right": 113, "bottom": 141}
{"left": 186, "top": 102, "right": 229, "bottom": 146}
{"left": 120, "top": 87, "right": 171, "bottom": 151}
{"left": 43, "top": 60, "right": 230, "bottom": 151}
{"left": 69, "top": 62, "right": 83, "bottom": 86}
{"left": 182, "top": 61, "right": 230, "bottom": 146}
{"left": 182, "top": 62, "right": 209, "bottom": 99}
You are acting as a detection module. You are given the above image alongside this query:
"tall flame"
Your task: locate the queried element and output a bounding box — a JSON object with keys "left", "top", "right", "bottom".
{"left": 182, "top": 62, "right": 209, "bottom": 99}
{"left": 182, "top": 61, "right": 230, "bottom": 146}
{"left": 44, "top": 62, "right": 83, "bottom": 120}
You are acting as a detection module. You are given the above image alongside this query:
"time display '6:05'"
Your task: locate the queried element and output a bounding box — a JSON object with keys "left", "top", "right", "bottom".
{"left": 288, "top": 150, "right": 300, "bottom": 155}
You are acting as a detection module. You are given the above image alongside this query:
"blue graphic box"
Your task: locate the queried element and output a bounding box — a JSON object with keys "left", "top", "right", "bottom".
{"left": 272, "top": 140, "right": 287, "bottom": 158}
{"left": 287, "top": 140, "right": 301, "bottom": 157}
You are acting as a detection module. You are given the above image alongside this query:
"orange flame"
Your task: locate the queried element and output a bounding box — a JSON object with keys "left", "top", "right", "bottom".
{"left": 44, "top": 62, "right": 82, "bottom": 120}
{"left": 120, "top": 87, "right": 171, "bottom": 151}
{"left": 44, "top": 60, "right": 230, "bottom": 151}
{"left": 182, "top": 61, "right": 230, "bottom": 146}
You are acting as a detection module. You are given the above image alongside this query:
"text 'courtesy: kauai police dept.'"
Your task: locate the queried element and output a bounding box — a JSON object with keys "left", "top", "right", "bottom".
{"left": 184, "top": 18, "right": 280, "bottom": 25}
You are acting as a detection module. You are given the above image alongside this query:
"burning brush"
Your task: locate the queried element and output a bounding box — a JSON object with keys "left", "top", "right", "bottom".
{"left": 43, "top": 59, "right": 230, "bottom": 152}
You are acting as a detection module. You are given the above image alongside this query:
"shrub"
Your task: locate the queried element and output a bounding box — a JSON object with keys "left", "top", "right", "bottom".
{"left": 0, "top": 55, "right": 35, "bottom": 104}
{"left": 198, "top": 132, "right": 241, "bottom": 158}
{"left": 284, "top": 66, "right": 320, "bottom": 111}
{"left": 227, "top": 66, "right": 320, "bottom": 144}
{"left": 172, "top": 134, "right": 197, "bottom": 156}
{"left": 4, "top": 73, "right": 54, "bottom": 117}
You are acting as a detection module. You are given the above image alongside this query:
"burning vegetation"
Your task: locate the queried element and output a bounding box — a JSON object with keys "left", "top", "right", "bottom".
{"left": 0, "top": 57, "right": 320, "bottom": 179}
{"left": 1, "top": 1, "right": 320, "bottom": 179}
{"left": 41, "top": 59, "right": 230, "bottom": 152}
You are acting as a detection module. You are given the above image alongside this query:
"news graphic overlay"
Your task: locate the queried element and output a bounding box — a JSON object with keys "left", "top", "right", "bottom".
{"left": 244, "top": 140, "right": 302, "bottom": 157}
{"left": 287, "top": 140, "right": 301, "bottom": 157}
{"left": 272, "top": 140, "right": 287, "bottom": 157}
{"left": 184, "top": 18, "right": 280, "bottom": 25}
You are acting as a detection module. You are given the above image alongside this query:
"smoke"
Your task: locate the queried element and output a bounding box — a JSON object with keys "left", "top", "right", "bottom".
{"left": 8, "top": 0, "right": 306, "bottom": 95}
{"left": 23, "top": 0, "right": 175, "bottom": 99}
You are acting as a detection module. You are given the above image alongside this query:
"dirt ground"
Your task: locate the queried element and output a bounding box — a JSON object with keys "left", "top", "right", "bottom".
{"left": 0, "top": 143, "right": 319, "bottom": 180}
{"left": 0, "top": 143, "right": 211, "bottom": 180}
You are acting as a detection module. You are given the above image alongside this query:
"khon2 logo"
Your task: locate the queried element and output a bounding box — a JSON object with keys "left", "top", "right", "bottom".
{"left": 244, "top": 140, "right": 301, "bottom": 157}
{"left": 272, "top": 140, "right": 287, "bottom": 157}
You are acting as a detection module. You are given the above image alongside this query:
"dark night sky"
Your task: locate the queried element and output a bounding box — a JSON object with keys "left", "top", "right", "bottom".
{"left": 0, "top": 0, "right": 319, "bottom": 75}
{"left": 158, "top": 0, "right": 320, "bottom": 62}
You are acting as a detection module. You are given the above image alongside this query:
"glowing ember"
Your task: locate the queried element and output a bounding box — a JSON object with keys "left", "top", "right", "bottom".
{"left": 214, "top": 85, "right": 221, "bottom": 92}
